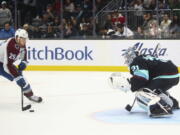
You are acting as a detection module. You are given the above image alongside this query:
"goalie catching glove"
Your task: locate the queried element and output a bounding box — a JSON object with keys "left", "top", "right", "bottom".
{"left": 109, "top": 72, "right": 131, "bottom": 93}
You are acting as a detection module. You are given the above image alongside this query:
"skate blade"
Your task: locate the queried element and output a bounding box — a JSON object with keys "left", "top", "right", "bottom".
{"left": 150, "top": 113, "right": 173, "bottom": 118}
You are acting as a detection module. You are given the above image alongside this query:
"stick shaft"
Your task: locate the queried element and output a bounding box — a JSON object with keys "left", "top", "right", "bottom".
{"left": 21, "top": 90, "right": 24, "bottom": 111}
{"left": 21, "top": 90, "right": 31, "bottom": 111}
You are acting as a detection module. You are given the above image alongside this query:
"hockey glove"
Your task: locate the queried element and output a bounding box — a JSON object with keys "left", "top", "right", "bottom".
{"left": 18, "top": 61, "right": 28, "bottom": 71}
{"left": 15, "top": 76, "right": 31, "bottom": 91}
{"left": 109, "top": 72, "right": 131, "bottom": 93}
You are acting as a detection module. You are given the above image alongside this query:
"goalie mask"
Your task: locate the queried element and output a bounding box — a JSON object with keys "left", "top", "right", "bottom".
{"left": 122, "top": 47, "right": 138, "bottom": 66}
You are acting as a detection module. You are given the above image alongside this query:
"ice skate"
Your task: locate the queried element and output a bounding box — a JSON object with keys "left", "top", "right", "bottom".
{"left": 24, "top": 90, "right": 43, "bottom": 103}
{"left": 149, "top": 99, "right": 173, "bottom": 118}
{"left": 28, "top": 95, "right": 43, "bottom": 103}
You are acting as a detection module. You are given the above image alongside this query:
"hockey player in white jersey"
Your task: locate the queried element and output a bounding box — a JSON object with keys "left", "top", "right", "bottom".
{"left": 109, "top": 46, "right": 179, "bottom": 117}
{"left": 0, "top": 29, "right": 42, "bottom": 103}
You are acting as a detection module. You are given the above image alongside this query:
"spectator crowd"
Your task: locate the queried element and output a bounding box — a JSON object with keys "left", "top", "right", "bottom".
{"left": 101, "top": 0, "right": 180, "bottom": 39}
{"left": 0, "top": 0, "right": 179, "bottom": 39}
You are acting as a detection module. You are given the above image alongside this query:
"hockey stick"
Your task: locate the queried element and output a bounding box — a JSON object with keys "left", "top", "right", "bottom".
{"left": 21, "top": 90, "right": 31, "bottom": 111}
{"left": 125, "top": 97, "right": 137, "bottom": 112}
{"left": 124, "top": 79, "right": 137, "bottom": 112}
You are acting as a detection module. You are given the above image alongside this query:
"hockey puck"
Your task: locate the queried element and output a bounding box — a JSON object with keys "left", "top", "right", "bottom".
{"left": 29, "top": 109, "right": 35, "bottom": 112}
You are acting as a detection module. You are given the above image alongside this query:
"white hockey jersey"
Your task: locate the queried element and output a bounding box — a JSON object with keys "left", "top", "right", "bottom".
{"left": 0, "top": 38, "right": 27, "bottom": 77}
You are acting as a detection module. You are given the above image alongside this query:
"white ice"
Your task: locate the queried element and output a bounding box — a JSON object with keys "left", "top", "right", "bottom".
{"left": 0, "top": 71, "right": 180, "bottom": 135}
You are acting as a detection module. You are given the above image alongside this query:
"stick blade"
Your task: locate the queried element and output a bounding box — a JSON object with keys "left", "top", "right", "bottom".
{"left": 22, "top": 104, "right": 31, "bottom": 111}
{"left": 125, "top": 104, "right": 132, "bottom": 112}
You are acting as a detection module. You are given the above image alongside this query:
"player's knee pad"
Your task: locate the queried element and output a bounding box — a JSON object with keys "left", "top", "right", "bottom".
{"left": 15, "top": 76, "right": 31, "bottom": 91}
{"left": 136, "top": 89, "right": 172, "bottom": 117}
{"left": 158, "top": 93, "right": 173, "bottom": 107}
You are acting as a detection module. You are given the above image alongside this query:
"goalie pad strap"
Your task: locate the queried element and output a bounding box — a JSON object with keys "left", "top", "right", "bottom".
{"left": 142, "top": 88, "right": 173, "bottom": 107}
{"left": 136, "top": 90, "right": 161, "bottom": 111}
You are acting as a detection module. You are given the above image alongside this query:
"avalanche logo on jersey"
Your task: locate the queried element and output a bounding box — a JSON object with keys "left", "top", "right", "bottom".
{"left": 9, "top": 53, "right": 17, "bottom": 60}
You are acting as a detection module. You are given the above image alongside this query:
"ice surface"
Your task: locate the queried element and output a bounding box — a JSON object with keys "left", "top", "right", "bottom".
{"left": 0, "top": 71, "right": 180, "bottom": 135}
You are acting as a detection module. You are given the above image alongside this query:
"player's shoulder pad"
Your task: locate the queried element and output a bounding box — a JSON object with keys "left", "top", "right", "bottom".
{"left": 130, "top": 55, "right": 144, "bottom": 65}
{"left": 7, "top": 38, "right": 17, "bottom": 48}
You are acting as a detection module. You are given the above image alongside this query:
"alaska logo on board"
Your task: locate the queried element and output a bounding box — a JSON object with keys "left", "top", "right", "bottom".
{"left": 122, "top": 42, "right": 167, "bottom": 57}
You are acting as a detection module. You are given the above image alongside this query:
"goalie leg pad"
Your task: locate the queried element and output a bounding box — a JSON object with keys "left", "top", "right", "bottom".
{"left": 149, "top": 99, "right": 172, "bottom": 117}
{"left": 160, "top": 92, "right": 179, "bottom": 110}
{"left": 159, "top": 93, "right": 173, "bottom": 107}
{"left": 169, "top": 96, "right": 179, "bottom": 109}
{"left": 136, "top": 90, "right": 160, "bottom": 111}
{"left": 136, "top": 90, "right": 172, "bottom": 117}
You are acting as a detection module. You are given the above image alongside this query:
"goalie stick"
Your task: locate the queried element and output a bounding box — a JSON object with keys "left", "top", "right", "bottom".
{"left": 21, "top": 90, "right": 31, "bottom": 111}
{"left": 125, "top": 97, "right": 137, "bottom": 112}
{"left": 125, "top": 78, "right": 137, "bottom": 112}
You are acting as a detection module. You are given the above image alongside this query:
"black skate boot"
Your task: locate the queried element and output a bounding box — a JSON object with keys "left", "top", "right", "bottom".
{"left": 169, "top": 96, "right": 179, "bottom": 110}
{"left": 24, "top": 90, "right": 43, "bottom": 103}
{"left": 149, "top": 99, "right": 173, "bottom": 118}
